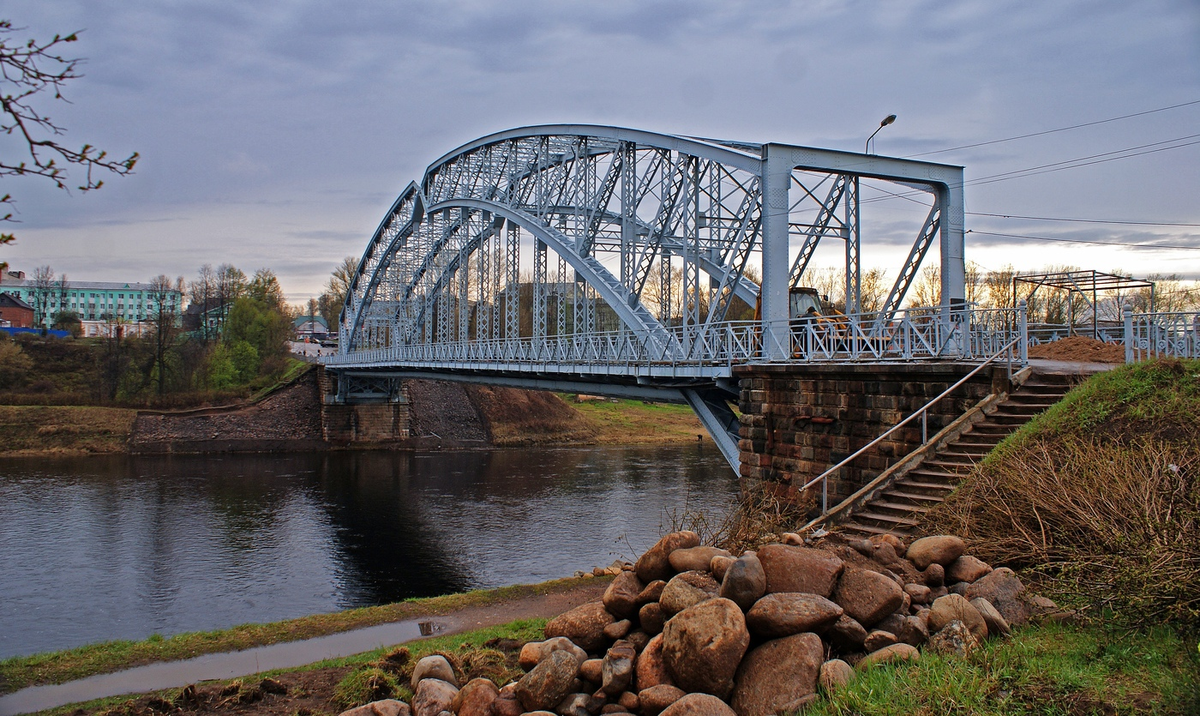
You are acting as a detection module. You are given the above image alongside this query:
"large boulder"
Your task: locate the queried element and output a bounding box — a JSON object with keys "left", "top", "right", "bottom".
{"left": 945, "top": 555, "right": 992, "bottom": 584}
{"left": 635, "top": 634, "right": 673, "bottom": 690}
{"left": 818, "top": 659, "right": 854, "bottom": 693}
{"left": 756, "top": 544, "right": 844, "bottom": 597}
{"left": 637, "top": 580, "right": 667, "bottom": 605}
{"left": 411, "top": 678, "right": 458, "bottom": 716}
{"left": 658, "top": 693, "right": 737, "bottom": 716}
{"left": 411, "top": 655, "right": 457, "bottom": 689}
{"left": 661, "top": 598, "right": 749, "bottom": 699}
{"left": 825, "top": 614, "right": 868, "bottom": 652}
{"left": 518, "top": 637, "right": 589, "bottom": 671}
{"left": 449, "top": 678, "right": 498, "bottom": 716}
{"left": 659, "top": 571, "right": 719, "bottom": 616}
{"left": 514, "top": 650, "right": 582, "bottom": 712}
{"left": 730, "top": 632, "right": 823, "bottom": 716}
{"left": 745, "top": 593, "right": 843, "bottom": 639}
{"left": 637, "top": 685, "right": 686, "bottom": 716}
{"left": 832, "top": 568, "right": 904, "bottom": 627}
{"left": 337, "top": 700, "right": 410, "bottom": 716}
{"left": 710, "top": 555, "right": 736, "bottom": 582}
{"left": 718, "top": 552, "right": 767, "bottom": 611}
{"left": 668, "top": 546, "right": 731, "bottom": 573}
{"left": 928, "top": 593, "right": 988, "bottom": 641}
{"left": 604, "top": 571, "right": 646, "bottom": 619}
{"left": 875, "top": 612, "right": 929, "bottom": 647}
{"left": 856, "top": 643, "right": 919, "bottom": 669}
{"left": 927, "top": 619, "right": 981, "bottom": 657}
{"left": 601, "top": 641, "right": 637, "bottom": 696}
{"left": 636, "top": 531, "right": 701, "bottom": 583}
{"left": 639, "top": 602, "right": 666, "bottom": 635}
{"left": 965, "top": 567, "right": 1030, "bottom": 626}
{"left": 905, "top": 536, "right": 966, "bottom": 570}
{"left": 544, "top": 601, "right": 615, "bottom": 651}
{"left": 971, "top": 597, "right": 1012, "bottom": 637}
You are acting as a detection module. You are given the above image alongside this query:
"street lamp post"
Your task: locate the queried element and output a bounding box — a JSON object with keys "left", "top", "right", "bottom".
{"left": 865, "top": 114, "right": 897, "bottom": 154}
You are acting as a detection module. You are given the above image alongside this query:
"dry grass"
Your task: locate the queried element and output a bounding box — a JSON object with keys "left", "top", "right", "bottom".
{"left": 0, "top": 405, "right": 137, "bottom": 456}
{"left": 924, "top": 359, "right": 1200, "bottom": 633}
{"left": 668, "top": 482, "right": 814, "bottom": 554}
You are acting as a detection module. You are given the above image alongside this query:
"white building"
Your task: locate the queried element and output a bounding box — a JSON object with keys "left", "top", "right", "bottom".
{"left": 0, "top": 276, "right": 183, "bottom": 332}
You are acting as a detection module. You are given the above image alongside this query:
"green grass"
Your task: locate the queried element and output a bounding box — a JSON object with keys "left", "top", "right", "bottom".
{"left": 28, "top": 618, "right": 549, "bottom": 716}
{"left": 0, "top": 576, "right": 604, "bottom": 695}
{"left": 564, "top": 395, "right": 710, "bottom": 443}
{"left": 985, "top": 358, "right": 1200, "bottom": 466}
{"left": 806, "top": 621, "right": 1199, "bottom": 716}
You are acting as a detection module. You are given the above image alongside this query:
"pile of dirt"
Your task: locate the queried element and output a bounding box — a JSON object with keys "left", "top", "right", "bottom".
{"left": 1027, "top": 336, "right": 1124, "bottom": 363}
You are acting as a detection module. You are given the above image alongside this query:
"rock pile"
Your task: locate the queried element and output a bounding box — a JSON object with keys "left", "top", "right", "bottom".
{"left": 344, "top": 531, "right": 1056, "bottom": 716}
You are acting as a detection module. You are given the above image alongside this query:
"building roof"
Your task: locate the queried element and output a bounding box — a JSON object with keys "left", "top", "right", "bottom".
{"left": 0, "top": 278, "right": 179, "bottom": 292}
{"left": 0, "top": 292, "right": 34, "bottom": 311}
{"left": 294, "top": 315, "right": 328, "bottom": 329}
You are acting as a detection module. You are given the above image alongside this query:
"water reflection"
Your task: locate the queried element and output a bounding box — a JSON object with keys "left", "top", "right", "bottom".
{"left": 0, "top": 445, "right": 735, "bottom": 659}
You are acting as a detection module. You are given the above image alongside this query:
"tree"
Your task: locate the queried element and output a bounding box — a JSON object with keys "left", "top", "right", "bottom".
{"left": 30, "top": 264, "right": 53, "bottom": 326}
{"left": 318, "top": 256, "right": 358, "bottom": 326}
{"left": 147, "top": 274, "right": 181, "bottom": 395}
{"left": 0, "top": 20, "right": 138, "bottom": 249}
{"left": 189, "top": 264, "right": 217, "bottom": 341}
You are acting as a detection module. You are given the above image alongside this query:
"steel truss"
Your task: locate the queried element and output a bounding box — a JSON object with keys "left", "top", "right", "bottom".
{"left": 334, "top": 125, "right": 972, "bottom": 471}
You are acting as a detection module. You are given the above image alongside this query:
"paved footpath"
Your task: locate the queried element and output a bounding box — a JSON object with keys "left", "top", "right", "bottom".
{"left": 0, "top": 580, "right": 608, "bottom": 716}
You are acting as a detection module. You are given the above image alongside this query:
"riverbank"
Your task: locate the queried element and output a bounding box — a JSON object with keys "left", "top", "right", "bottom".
{"left": 0, "top": 377, "right": 706, "bottom": 458}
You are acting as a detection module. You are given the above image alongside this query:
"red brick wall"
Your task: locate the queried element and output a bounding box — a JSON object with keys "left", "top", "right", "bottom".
{"left": 735, "top": 363, "right": 1001, "bottom": 508}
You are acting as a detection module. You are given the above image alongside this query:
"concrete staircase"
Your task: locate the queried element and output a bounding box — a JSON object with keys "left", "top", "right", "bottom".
{"left": 834, "top": 372, "right": 1076, "bottom": 538}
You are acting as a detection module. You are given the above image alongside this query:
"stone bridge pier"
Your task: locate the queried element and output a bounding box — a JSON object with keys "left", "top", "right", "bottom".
{"left": 734, "top": 364, "right": 1009, "bottom": 507}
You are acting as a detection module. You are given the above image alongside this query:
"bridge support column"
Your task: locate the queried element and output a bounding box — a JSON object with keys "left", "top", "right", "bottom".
{"left": 735, "top": 363, "right": 1001, "bottom": 511}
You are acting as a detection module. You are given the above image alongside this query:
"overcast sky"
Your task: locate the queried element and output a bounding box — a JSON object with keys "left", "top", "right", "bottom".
{"left": 2, "top": 0, "right": 1198, "bottom": 303}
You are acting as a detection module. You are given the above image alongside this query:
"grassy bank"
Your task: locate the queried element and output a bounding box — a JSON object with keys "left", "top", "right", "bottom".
{"left": 0, "top": 405, "right": 136, "bottom": 456}
{"left": 0, "top": 576, "right": 605, "bottom": 695}
{"left": 925, "top": 358, "right": 1200, "bottom": 631}
{"left": 810, "top": 620, "right": 1198, "bottom": 716}
{"left": 567, "top": 396, "right": 710, "bottom": 444}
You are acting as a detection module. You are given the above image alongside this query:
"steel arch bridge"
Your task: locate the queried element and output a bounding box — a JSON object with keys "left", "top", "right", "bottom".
{"left": 326, "top": 125, "right": 1017, "bottom": 470}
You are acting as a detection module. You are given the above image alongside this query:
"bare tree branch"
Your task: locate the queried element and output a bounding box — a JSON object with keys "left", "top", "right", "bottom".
{"left": 0, "top": 19, "right": 139, "bottom": 244}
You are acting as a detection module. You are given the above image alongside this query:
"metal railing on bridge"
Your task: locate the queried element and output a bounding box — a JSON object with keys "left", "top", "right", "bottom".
{"left": 325, "top": 305, "right": 1030, "bottom": 375}
{"left": 1124, "top": 309, "right": 1200, "bottom": 362}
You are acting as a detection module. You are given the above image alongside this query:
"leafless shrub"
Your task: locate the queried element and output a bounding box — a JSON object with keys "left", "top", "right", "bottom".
{"left": 925, "top": 436, "right": 1199, "bottom": 632}
{"left": 667, "top": 482, "right": 814, "bottom": 554}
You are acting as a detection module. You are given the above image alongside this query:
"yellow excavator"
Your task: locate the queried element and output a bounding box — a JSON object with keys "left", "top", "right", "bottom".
{"left": 754, "top": 287, "right": 850, "bottom": 355}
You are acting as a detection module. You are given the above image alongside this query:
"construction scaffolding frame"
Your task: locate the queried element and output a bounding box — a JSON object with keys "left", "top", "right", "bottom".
{"left": 1014, "top": 270, "right": 1154, "bottom": 339}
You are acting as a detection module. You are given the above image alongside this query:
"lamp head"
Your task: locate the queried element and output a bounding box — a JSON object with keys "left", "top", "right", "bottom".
{"left": 881, "top": 114, "right": 897, "bottom": 127}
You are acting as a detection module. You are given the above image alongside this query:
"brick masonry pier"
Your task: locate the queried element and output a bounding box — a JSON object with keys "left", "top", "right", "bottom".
{"left": 735, "top": 363, "right": 1009, "bottom": 508}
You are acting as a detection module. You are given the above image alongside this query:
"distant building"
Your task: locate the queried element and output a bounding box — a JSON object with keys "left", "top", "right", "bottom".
{"left": 294, "top": 315, "right": 328, "bottom": 339}
{"left": 0, "top": 277, "right": 183, "bottom": 332}
{"left": 0, "top": 292, "right": 35, "bottom": 328}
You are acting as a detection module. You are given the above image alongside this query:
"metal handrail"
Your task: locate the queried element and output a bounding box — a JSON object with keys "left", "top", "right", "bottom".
{"left": 799, "top": 335, "right": 1024, "bottom": 514}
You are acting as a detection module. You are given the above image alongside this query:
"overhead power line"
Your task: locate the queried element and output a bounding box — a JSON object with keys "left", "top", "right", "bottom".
{"left": 860, "top": 134, "right": 1200, "bottom": 205}
{"left": 906, "top": 99, "right": 1200, "bottom": 158}
{"left": 967, "top": 229, "right": 1200, "bottom": 252}
{"left": 967, "top": 212, "right": 1200, "bottom": 228}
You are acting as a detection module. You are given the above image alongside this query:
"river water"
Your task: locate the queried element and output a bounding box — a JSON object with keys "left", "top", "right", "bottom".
{"left": 0, "top": 445, "right": 736, "bottom": 660}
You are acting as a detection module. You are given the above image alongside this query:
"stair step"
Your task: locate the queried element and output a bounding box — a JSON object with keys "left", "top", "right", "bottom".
{"left": 854, "top": 511, "right": 921, "bottom": 527}
{"left": 881, "top": 489, "right": 947, "bottom": 504}
{"left": 895, "top": 478, "right": 957, "bottom": 492}
{"left": 938, "top": 452, "right": 983, "bottom": 461}
{"left": 838, "top": 523, "right": 913, "bottom": 537}
{"left": 871, "top": 500, "right": 934, "bottom": 514}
